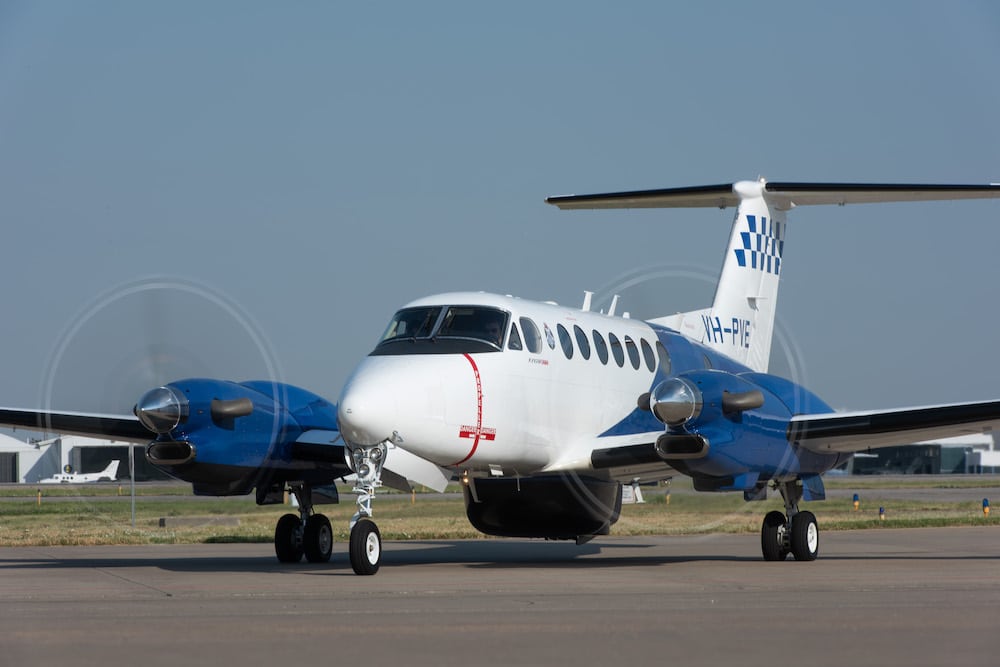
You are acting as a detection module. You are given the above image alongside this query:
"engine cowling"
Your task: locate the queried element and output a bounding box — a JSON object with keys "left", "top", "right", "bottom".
{"left": 141, "top": 378, "right": 342, "bottom": 495}
{"left": 643, "top": 371, "right": 767, "bottom": 460}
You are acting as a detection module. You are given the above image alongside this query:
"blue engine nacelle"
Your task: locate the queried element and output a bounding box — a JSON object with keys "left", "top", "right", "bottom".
{"left": 140, "top": 378, "right": 340, "bottom": 495}
{"left": 647, "top": 369, "right": 847, "bottom": 489}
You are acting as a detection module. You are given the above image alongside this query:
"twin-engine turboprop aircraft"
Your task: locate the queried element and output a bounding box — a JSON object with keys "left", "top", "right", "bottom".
{"left": 3, "top": 179, "right": 1000, "bottom": 574}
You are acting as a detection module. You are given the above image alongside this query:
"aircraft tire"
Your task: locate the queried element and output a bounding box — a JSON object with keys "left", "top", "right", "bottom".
{"left": 349, "top": 518, "right": 382, "bottom": 575}
{"left": 303, "top": 514, "right": 333, "bottom": 563}
{"left": 760, "top": 510, "right": 789, "bottom": 561}
{"left": 274, "top": 513, "right": 304, "bottom": 563}
{"left": 790, "top": 511, "right": 819, "bottom": 561}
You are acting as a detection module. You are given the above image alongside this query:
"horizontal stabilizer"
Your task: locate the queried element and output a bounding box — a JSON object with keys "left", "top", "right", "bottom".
{"left": 546, "top": 182, "right": 1000, "bottom": 210}
{"left": 789, "top": 399, "right": 1000, "bottom": 454}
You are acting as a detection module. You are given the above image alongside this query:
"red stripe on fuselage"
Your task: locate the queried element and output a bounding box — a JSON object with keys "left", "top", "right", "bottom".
{"left": 451, "top": 353, "right": 483, "bottom": 466}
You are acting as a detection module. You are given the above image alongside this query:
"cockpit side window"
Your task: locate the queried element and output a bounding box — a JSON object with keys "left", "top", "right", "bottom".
{"left": 508, "top": 322, "right": 523, "bottom": 351}
{"left": 379, "top": 306, "right": 442, "bottom": 343}
{"left": 520, "top": 317, "right": 542, "bottom": 353}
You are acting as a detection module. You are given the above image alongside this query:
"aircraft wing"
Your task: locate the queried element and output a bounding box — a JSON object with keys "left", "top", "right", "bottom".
{"left": 0, "top": 407, "right": 151, "bottom": 442}
{"left": 788, "top": 399, "right": 1000, "bottom": 454}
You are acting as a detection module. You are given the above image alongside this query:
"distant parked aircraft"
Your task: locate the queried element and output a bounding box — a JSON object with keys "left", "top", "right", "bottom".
{"left": 39, "top": 460, "right": 120, "bottom": 484}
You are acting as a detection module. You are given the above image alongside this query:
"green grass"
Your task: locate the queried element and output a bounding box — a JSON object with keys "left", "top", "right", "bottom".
{"left": 0, "top": 483, "right": 194, "bottom": 498}
{"left": 0, "top": 481, "right": 996, "bottom": 547}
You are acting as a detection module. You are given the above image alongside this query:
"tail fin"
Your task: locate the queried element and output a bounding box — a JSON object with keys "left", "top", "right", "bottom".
{"left": 102, "top": 460, "right": 120, "bottom": 480}
{"left": 547, "top": 180, "right": 1000, "bottom": 373}
{"left": 701, "top": 181, "right": 783, "bottom": 371}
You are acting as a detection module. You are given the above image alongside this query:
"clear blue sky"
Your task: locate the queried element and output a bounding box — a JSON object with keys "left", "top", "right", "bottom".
{"left": 1, "top": 1, "right": 999, "bottom": 416}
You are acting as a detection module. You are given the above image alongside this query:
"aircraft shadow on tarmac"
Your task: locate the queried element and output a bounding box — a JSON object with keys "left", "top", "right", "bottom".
{"left": 0, "top": 537, "right": 994, "bottom": 574}
{"left": 0, "top": 540, "right": 752, "bottom": 574}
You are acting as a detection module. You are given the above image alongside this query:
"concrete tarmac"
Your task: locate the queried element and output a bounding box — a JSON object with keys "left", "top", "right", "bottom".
{"left": 1, "top": 527, "right": 998, "bottom": 667}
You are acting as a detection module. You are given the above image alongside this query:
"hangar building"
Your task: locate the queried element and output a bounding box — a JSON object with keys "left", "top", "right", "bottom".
{"left": 0, "top": 433, "right": 169, "bottom": 483}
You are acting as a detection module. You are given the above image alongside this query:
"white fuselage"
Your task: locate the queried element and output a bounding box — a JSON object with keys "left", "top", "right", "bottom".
{"left": 337, "top": 292, "right": 668, "bottom": 477}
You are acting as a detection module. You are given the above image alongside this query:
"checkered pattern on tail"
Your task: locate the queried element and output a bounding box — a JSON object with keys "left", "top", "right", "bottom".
{"left": 734, "top": 214, "right": 783, "bottom": 275}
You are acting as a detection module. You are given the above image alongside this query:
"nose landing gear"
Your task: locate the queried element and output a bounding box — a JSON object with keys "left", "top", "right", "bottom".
{"left": 346, "top": 442, "right": 388, "bottom": 575}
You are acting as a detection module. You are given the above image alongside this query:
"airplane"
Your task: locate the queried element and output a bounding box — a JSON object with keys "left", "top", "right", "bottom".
{"left": 2, "top": 179, "right": 999, "bottom": 575}
{"left": 39, "top": 459, "right": 120, "bottom": 484}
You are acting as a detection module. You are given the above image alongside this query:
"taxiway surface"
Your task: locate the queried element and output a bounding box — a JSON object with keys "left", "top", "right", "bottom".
{"left": 1, "top": 527, "right": 997, "bottom": 666}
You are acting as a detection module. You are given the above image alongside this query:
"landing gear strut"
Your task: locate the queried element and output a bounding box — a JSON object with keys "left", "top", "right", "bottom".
{"left": 273, "top": 484, "right": 333, "bottom": 564}
{"left": 346, "top": 442, "right": 388, "bottom": 575}
{"left": 760, "top": 480, "right": 819, "bottom": 562}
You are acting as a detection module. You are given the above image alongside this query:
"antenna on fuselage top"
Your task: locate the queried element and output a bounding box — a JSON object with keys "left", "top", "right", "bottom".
{"left": 581, "top": 291, "right": 593, "bottom": 312}
{"left": 607, "top": 294, "right": 619, "bottom": 317}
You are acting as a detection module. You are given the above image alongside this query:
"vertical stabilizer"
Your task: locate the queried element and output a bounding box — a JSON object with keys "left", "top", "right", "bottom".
{"left": 702, "top": 181, "right": 784, "bottom": 371}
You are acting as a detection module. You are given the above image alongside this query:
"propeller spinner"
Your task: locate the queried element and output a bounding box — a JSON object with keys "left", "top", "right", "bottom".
{"left": 134, "top": 385, "right": 189, "bottom": 434}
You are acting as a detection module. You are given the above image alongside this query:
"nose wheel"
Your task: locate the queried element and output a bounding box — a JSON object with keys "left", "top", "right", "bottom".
{"left": 349, "top": 518, "right": 382, "bottom": 575}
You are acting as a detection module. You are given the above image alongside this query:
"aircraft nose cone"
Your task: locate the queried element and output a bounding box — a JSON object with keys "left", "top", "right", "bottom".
{"left": 338, "top": 367, "right": 397, "bottom": 446}
{"left": 134, "top": 386, "right": 189, "bottom": 434}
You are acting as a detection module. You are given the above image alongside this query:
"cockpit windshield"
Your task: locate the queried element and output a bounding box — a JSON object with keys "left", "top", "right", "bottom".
{"left": 437, "top": 306, "right": 507, "bottom": 346}
{"left": 373, "top": 305, "right": 509, "bottom": 356}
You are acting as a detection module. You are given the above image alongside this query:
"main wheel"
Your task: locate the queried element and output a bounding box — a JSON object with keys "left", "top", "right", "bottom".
{"left": 349, "top": 518, "right": 382, "bottom": 575}
{"left": 274, "top": 513, "right": 304, "bottom": 563}
{"left": 303, "top": 514, "right": 333, "bottom": 563}
{"left": 761, "top": 510, "right": 789, "bottom": 561}
{"left": 790, "top": 511, "right": 819, "bottom": 561}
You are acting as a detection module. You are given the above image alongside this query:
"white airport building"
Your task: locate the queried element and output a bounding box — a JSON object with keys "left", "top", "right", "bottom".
{"left": 0, "top": 432, "right": 168, "bottom": 483}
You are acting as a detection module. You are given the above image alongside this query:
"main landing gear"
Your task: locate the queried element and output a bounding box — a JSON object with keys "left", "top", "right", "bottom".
{"left": 760, "top": 480, "right": 819, "bottom": 562}
{"left": 274, "top": 484, "right": 334, "bottom": 564}
{"left": 346, "top": 441, "right": 388, "bottom": 575}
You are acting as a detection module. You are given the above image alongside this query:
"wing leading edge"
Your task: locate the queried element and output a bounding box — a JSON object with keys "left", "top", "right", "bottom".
{"left": 789, "top": 399, "right": 1000, "bottom": 454}
{"left": 0, "top": 407, "right": 150, "bottom": 442}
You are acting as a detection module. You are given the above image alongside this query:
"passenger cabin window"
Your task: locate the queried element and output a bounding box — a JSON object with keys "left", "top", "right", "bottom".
{"left": 520, "top": 317, "right": 542, "bottom": 353}
{"left": 574, "top": 325, "right": 591, "bottom": 360}
{"left": 592, "top": 330, "right": 609, "bottom": 365}
{"left": 557, "top": 324, "right": 574, "bottom": 359}
{"left": 656, "top": 341, "right": 671, "bottom": 375}
{"left": 640, "top": 338, "right": 656, "bottom": 372}
{"left": 508, "top": 322, "right": 523, "bottom": 351}
{"left": 608, "top": 333, "right": 625, "bottom": 367}
{"left": 624, "top": 336, "right": 641, "bottom": 370}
